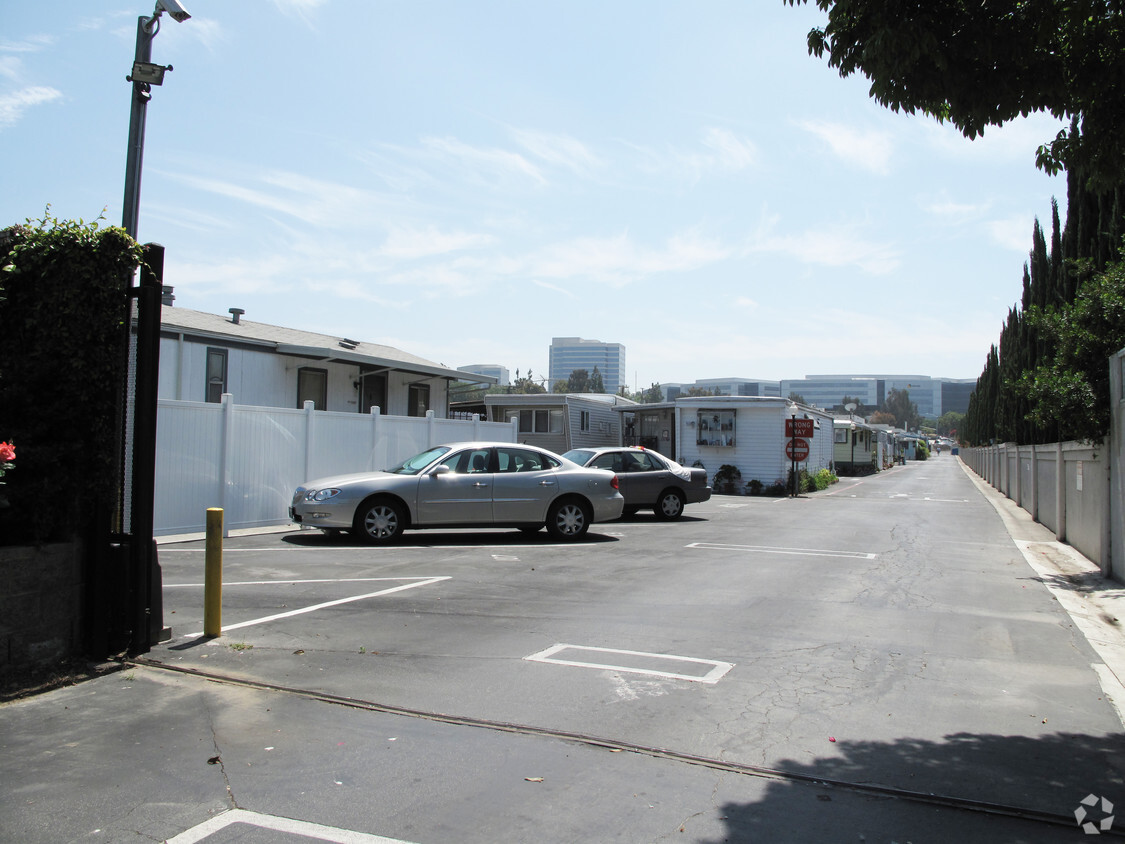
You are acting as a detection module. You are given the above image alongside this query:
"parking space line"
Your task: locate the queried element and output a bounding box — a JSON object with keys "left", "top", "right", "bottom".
{"left": 525, "top": 643, "right": 733, "bottom": 684}
{"left": 183, "top": 576, "right": 449, "bottom": 639}
{"left": 166, "top": 808, "right": 415, "bottom": 843}
{"left": 687, "top": 542, "right": 876, "bottom": 560}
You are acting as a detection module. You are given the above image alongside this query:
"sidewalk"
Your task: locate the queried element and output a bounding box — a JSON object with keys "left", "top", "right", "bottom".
{"left": 958, "top": 457, "right": 1125, "bottom": 727}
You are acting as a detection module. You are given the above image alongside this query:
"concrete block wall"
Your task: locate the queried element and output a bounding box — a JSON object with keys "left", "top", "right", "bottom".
{"left": 0, "top": 542, "right": 83, "bottom": 675}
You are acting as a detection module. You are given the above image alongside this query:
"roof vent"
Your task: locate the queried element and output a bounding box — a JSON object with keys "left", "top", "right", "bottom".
{"left": 229, "top": 308, "right": 245, "bottom": 325}
{"left": 339, "top": 338, "right": 359, "bottom": 350}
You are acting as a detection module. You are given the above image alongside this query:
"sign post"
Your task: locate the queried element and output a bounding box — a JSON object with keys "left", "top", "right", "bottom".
{"left": 786, "top": 416, "right": 813, "bottom": 497}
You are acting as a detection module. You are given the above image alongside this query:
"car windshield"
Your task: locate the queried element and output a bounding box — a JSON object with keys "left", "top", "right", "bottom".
{"left": 562, "top": 449, "right": 595, "bottom": 465}
{"left": 388, "top": 446, "right": 450, "bottom": 475}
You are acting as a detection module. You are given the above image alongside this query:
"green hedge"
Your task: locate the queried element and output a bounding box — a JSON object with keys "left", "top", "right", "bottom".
{"left": 0, "top": 214, "right": 142, "bottom": 544}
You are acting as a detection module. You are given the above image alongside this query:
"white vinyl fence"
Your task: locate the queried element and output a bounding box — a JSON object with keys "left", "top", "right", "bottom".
{"left": 154, "top": 395, "right": 517, "bottom": 536}
{"left": 960, "top": 346, "right": 1125, "bottom": 582}
{"left": 960, "top": 440, "right": 1111, "bottom": 574}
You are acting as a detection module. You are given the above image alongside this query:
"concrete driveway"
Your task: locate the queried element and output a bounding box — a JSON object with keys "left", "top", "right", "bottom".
{"left": 3, "top": 456, "right": 1124, "bottom": 842}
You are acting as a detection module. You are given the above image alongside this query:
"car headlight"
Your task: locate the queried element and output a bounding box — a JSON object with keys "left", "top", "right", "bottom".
{"left": 305, "top": 488, "right": 341, "bottom": 502}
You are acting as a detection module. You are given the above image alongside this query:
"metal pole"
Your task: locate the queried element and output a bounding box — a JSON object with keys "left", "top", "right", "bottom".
{"left": 204, "top": 508, "right": 223, "bottom": 637}
{"left": 129, "top": 243, "right": 166, "bottom": 651}
{"left": 122, "top": 15, "right": 157, "bottom": 240}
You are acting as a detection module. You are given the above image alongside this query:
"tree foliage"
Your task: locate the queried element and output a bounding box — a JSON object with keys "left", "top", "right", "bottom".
{"left": 552, "top": 367, "right": 607, "bottom": 394}
{"left": 881, "top": 388, "right": 922, "bottom": 430}
{"left": 786, "top": 0, "right": 1125, "bottom": 190}
{"left": 1013, "top": 251, "right": 1125, "bottom": 441}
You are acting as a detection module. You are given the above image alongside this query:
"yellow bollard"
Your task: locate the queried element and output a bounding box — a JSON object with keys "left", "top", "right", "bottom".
{"left": 204, "top": 507, "right": 223, "bottom": 637}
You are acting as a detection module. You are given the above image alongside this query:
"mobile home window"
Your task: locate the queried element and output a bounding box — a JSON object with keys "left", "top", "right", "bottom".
{"left": 696, "top": 410, "right": 735, "bottom": 446}
{"left": 580, "top": 410, "right": 591, "bottom": 432}
{"left": 834, "top": 428, "right": 848, "bottom": 444}
{"left": 408, "top": 384, "right": 431, "bottom": 417}
{"left": 206, "top": 348, "right": 227, "bottom": 403}
{"left": 514, "top": 409, "right": 563, "bottom": 433}
{"left": 297, "top": 367, "right": 328, "bottom": 409}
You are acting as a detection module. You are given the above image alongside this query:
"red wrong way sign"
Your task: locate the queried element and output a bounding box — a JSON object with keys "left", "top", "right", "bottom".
{"left": 785, "top": 438, "right": 810, "bottom": 461}
{"left": 786, "top": 418, "right": 815, "bottom": 438}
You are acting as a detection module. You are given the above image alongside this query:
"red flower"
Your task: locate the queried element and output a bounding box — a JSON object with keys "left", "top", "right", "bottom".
{"left": 0, "top": 442, "right": 14, "bottom": 462}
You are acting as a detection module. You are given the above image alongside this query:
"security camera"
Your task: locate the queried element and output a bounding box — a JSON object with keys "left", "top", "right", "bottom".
{"left": 155, "top": 0, "right": 191, "bottom": 22}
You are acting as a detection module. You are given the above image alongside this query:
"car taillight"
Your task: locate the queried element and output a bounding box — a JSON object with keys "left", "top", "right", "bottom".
{"left": 611, "top": 474, "right": 619, "bottom": 490}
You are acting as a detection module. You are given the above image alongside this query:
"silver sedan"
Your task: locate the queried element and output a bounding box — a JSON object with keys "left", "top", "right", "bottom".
{"left": 290, "top": 442, "right": 624, "bottom": 543}
{"left": 562, "top": 446, "right": 711, "bottom": 520}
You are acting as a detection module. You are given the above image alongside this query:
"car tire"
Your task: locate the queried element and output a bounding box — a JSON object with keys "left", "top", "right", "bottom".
{"left": 654, "top": 489, "right": 685, "bottom": 520}
{"left": 353, "top": 498, "right": 405, "bottom": 544}
{"left": 545, "top": 498, "right": 591, "bottom": 540}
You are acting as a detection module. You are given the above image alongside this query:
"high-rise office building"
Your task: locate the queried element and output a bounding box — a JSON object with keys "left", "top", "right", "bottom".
{"left": 549, "top": 337, "right": 625, "bottom": 394}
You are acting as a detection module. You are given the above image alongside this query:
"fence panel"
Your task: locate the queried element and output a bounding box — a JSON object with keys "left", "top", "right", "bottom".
{"left": 154, "top": 397, "right": 516, "bottom": 536}
{"left": 961, "top": 439, "right": 1110, "bottom": 575}
{"left": 154, "top": 400, "right": 224, "bottom": 535}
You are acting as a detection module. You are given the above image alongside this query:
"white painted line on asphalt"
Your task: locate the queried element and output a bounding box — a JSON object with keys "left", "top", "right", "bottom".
{"left": 525, "top": 643, "right": 734, "bottom": 684}
{"left": 825, "top": 480, "right": 864, "bottom": 495}
{"left": 182, "top": 576, "right": 450, "bottom": 639}
{"left": 687, "top": 542, "right": 876, "bottom": 560}
{"left": 166, "top": 576, "right": 440, "bottom": 588}
{"left": 166, "top": 808, "right": 415, "bottom": 843}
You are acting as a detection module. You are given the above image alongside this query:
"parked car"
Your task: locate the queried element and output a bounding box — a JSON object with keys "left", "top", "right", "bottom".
{"left": 561, "top": 446, "right": 710, "bottom": 520}
{"left": 290, "top": 442, "right": 623, "bottom": 544}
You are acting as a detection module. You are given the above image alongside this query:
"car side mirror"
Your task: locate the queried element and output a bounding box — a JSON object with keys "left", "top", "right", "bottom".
{"left": 430, "top": 464, "right": 451, "bottom": 477}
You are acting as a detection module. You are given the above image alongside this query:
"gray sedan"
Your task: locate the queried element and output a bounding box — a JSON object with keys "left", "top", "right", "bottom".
{"left": 290, "top": 442, "right": 624, "bottom": 544}
{"left": 562, "top": 446, "right": 711, "bottom": 520}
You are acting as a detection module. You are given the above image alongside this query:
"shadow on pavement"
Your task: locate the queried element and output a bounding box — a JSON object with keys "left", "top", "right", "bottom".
{"left": 696, "top": 730, "right": 1125, "bottom": 842}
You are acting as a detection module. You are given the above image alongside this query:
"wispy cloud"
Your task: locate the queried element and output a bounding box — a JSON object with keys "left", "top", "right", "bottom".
{"left": 512, "top": 129, "right": 603, "bottom": 177}
{"left": 533, "top": 279, "right": 577, "bottom": 298}
{"left": 526, "top": 228, "right": 731, "bottom": 285}
{"left": 272, "top": 0, "right": 330, "bottom": 26}
{"left": 987, "top": 215, "right": 1037, "bottom": 253}
{"left": 421, "top": 136, "right": 547, "bottom": 186}
{"left": 0, "top": 86, "right": 62, "bottom": 129}
{"left": 748, "top": 215, "right": 900, "bottom": 275}
{"left": 379, "top": 226, "right": 494, "bottom": 260}
{"left": 0, "top": 34, "right": 56, "bottom": 54}
{"left": 627, "top": 127, "right": 758, "bottom": 181}
{"left": 166, "top": 168, "right": 391, "bottom": 228}
{"left": 0, "top": 57, "right": 20, "bottom": 81}
{"left": 924, "top": 192, "right": 990, "bottom": 220}
{"left": 798, "top": 119, "right": 894, "bottom": 174}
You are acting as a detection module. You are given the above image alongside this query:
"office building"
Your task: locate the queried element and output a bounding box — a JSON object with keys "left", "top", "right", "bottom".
{"left": 549, "top": 337, "right": 625, "bottom": 394}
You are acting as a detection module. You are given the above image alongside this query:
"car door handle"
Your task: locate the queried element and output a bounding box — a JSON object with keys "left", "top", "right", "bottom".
{"left": 472, "top": 482, "right": 489, "bottom": 488}
{"left": 539, "top": 479, "right": 556, "bottom": 486}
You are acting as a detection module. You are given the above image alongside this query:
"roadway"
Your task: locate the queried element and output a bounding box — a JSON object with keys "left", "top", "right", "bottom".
{"left": 2, "top": 455, "right": 1124, "bottom": 842}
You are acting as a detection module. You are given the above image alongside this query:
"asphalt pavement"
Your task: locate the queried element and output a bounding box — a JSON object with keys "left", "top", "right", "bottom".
{"left": 3, "top": 456, "right": 1125, "bottom": 843}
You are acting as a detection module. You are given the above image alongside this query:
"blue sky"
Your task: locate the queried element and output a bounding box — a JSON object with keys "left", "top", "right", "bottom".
{"left": 1, "top": 1, "right": 1067, "bottom": 389}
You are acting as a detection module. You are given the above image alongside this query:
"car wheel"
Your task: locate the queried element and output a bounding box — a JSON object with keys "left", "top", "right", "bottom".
{"left": 655, "top": 489, "right": 685, "bottom": 520}
{"left": 353, "top": 498, "right": 405, "bottom": 544}
{"left": 545, "top": 498, "right": 590, "bottom": 540}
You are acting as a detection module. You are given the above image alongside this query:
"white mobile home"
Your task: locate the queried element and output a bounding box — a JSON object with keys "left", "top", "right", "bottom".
{"left": 669, "top": 396, "right": 835, "bottom": 490}
{"left": 484, "top": 393, "right": 637, "bottom": 453}
{"left": 159, "top": 306, "right": 491, "bottom": 416}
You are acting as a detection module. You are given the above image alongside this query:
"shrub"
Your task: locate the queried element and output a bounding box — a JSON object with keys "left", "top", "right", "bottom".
{"left": 746, "top": 478, "right": 763, "bottom": 496}
{"left": 0, "top": 213, "right": 142, "bottom": 543}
